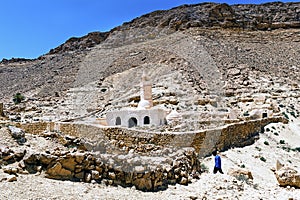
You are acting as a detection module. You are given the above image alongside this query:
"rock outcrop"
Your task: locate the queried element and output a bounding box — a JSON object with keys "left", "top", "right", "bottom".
{"left": 275, "top": 166, "right": 300, "bottom": 188}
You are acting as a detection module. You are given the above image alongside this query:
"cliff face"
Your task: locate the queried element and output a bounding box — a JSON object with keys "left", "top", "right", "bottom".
{"left": 120, "top": 2, "right": 300, "bottom": 31}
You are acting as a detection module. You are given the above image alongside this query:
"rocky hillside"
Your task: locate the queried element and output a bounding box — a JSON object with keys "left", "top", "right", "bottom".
{"left": 0, "top": 2, "right": 300, "bottom": 199}
{"left": 0, "top": 2, "right": 299, "bottom": 103}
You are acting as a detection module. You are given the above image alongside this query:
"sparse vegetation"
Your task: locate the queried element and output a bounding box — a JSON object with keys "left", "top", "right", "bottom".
{"left": 13, "top": 93, "right": 25, "bottom": 104}
{"left": 200, "top": 163, "right": 209, "bottom": 173}
{"left": 274, "top": 132, "right": 279, "bottom": 136}
{"left": 260, "top": 157, "right": 266, "bottom": 162}
{"left": 255, "top": 146, "right": 261, "bottom": 151}
{"left": 293, "top": 147, "right": 300, "bottom": 152}
{"left": 282, "top": 112, "right": 289, "bottom": 120}
{"left": 279, "top": 140, "right": 285, "bottom": 144}
{"left": 264, "top": 141, "right": 269, "bottom": 145}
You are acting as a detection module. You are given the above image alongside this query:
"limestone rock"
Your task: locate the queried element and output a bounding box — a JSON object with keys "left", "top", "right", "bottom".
{"left": 133, "top": 177, "right": 152, "bottom": 191}
{"left": 46, "top": 162, "right": 72, "bottom": 179}
{"left": 39, "top": 153, "right": 58, "bottom": 165}
{"left": 84, "top": 172, "right": 92, "bottom": 183}
{"left": 59, "top": 157, "right": 77, "bottom": 171}
{"left": 180, "top": 177, "right": 188, "bottom": 185}
{"left": 276, "top": 160, "right": 284, "bottom": 171}
{"left": 227, "top": 167, "right": 253, "bottom": 180}
{"left": 275, "top": 167, "right": 300, "bottom": 188}
{"left": 8, "top": 126, "right": 25, "bottom": 139}
{"left": 227, "top": 68, "right": 241, "bottom": 77}
{"left": 7, "top": 174, "right": 17, "bottom": 182}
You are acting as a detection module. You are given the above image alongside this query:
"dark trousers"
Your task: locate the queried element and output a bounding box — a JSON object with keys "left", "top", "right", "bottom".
{"left": 213, "top": 167, "right": 224, "bottom": 174}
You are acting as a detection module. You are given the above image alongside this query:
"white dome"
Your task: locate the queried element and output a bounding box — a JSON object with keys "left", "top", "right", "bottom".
{"left": 138, "top": 99, "right": 150, "bottom": 109}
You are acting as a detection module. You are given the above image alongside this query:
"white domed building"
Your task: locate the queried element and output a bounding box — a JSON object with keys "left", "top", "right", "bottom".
{"left": 106, "top": 72, "right": 166, "bottom": 128}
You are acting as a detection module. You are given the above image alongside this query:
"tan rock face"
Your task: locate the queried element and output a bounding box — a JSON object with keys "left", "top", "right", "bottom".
{"left": 275, "top": 167, "right": 300, "bottom": 188}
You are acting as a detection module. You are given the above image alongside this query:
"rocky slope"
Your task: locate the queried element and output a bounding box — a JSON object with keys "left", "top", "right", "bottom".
{"left": 0, "top": 2, "right": 299, "bottom": 102}
{"left": 0, "top": 1, "right": 299, "bottom": 199}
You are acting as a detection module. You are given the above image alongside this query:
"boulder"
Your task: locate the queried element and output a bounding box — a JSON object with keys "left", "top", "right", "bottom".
{"left": 275, "top": 167, "right": 300, "bottom": 188}
{"left": 7, "top": 174, "right": 17, "bottom": 182}
{"left": 59, "top": 157, "right": 77, "bottom": 171}
{"left": 8, "top": 126, "right": 25, "bottom": 139}
{"left": 133, "top": 177, "right": 152, "bottom": 191}
{"left": 227, "top": 167, "right": 253, "bottom": 180}
{"left": 46, "top": 162, "right": 72, "bottom": 179}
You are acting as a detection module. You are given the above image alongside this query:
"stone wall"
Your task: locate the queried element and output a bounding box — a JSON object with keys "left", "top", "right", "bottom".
{"left": 19, "top": 148, "right": 201, "bottom": 191}
{"left": 16, "top": 116, "right": 287, "bottom": 157}
{"left": 9, "top": 116, "right": 287, "bottom": 191}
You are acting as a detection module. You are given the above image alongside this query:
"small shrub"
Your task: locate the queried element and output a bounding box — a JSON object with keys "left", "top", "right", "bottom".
{"left": 200, "top": 163, "right": 209, "bottom": 173}
{"left": 290, "top": 111, "right": 296, "bottom": 118}
{"left": 260, "top": 157, "right": 266, "bottom": 162}
{"left": 274, "top": 132, "right": 279, "bottom": 136}
{"left": 255, "top": 146, "right": 261, "bottom": 151}
{"left": 240, "top": 164, "right": 245, "bottom": 168}
{"left": 264, "top": 141, "right": 269, "bottom": 145}
{"left": 243, "top": 111, "right": 249, "bottom": 116}
{"left": 266, "top": 128, "right": 270, "bottom": 132}
{"left": 279, "top": 140, "right": 285, "bottom": 144}
{"left": 13, "top": 93, "right": 25, "bottom": 104}
{"left": 253, "top": 183, "right": 259, "bottom": 190}
{"left": 294, "top": 147, "right": 300, "bottom": 152}
{"left": 282, "top": 112, "right": 289, "bottom": 120}
{"left": 235, "top": 174, "right": 248, "bottom": 183}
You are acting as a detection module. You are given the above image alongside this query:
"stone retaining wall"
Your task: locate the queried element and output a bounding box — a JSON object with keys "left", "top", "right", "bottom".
{"left": 21, "top": 148, "right": 201, "bottom": 191}
{"left": 17, "top": 116, "right": 287, "bottom": 157}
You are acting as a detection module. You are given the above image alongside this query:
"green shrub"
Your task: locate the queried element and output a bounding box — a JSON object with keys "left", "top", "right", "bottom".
{"left": 200, "top": 163, "right": 209, "bottom": 173}
{"left": 274, "top": 132, "right": 279, "bottom": 136}
{"left": 255, "top": 146, "right": 261, "bottom": 151}
{"left": 240, "top": 164, "right": 245, "bottom": 168}
{"left": 282, "top": 112, "right": 289, "bottom": 120}
{"left": 294, "top": 147, "right": 300, "bottom": 152}
{"left": 279, "top": 140, "right": 285, "bottom": 144}
{"left": 260, "top": 157, "right": 266, "bottom": 162}
{"left": 13, "top": 93, "right": 25, "bottom": 104}
{"left": 264, "top": 141, "right": 269, "bottom": 145}
{"left": 290, "top": 111, "right": 297, "bottom": 118}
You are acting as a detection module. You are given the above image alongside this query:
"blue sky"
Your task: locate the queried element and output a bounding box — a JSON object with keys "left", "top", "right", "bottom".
{"left": 0, "top": 0, "right": 297, "bottom": 60}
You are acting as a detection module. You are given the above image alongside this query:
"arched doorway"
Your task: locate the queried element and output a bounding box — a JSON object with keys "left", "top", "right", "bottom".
{"left": 115, "top": 117, "right": 121, "bottom": 125}
{"left": 144, "top": 116, "right": 150, "bottom": 125}
{"left": 128, "top": 117, "right": 138, "bottom": 128}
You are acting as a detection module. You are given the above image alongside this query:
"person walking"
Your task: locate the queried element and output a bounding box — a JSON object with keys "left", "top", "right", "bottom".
{"left": 212, "top": 150, "right": 224, "bottom": 174}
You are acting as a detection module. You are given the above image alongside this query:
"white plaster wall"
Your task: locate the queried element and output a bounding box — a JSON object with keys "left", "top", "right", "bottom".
{"left": 106, "top": 108, "right": 166, "bottom": 127}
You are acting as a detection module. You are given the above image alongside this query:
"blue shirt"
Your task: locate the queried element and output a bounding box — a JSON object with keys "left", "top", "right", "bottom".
{"left": 215, "top": 155, "right": 221, "bottom": 168}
